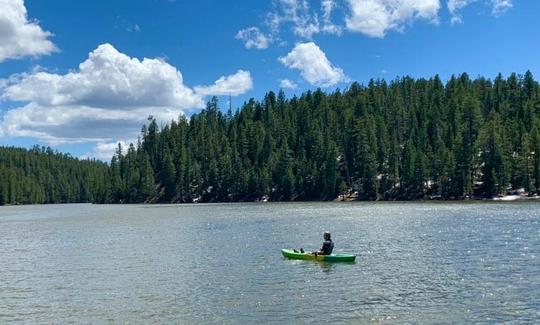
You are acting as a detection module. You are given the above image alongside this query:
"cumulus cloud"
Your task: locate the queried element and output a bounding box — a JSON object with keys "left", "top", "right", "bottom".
{"left": 3, "top": 43, "right": 202, "bottom": 109}
{"left": 279, "top": 78, "right": 298, "bottom": 89}
{"left": 235, "top": 27, "right": 271, "bottom": 49}
{"left": 0, "top": 43, "right": 252, "bottom": 146}
{"left": 0, "top": 0, "right": 57, "bottom": 62}
{"left": 81, "top": 140, "right": 130, "bottom": 161}
{"left": 194, "top": 70, "right": 253, "bottom": 96}
{"left": 279, "top": 42, "right": 346, "bottom": 87}
{"left": 345, "top": 0, "right": 440, "bottom": 38}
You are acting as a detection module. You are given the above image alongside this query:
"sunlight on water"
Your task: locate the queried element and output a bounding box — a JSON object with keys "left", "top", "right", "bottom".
{"left": 0, "top": 202, "right": 539, "bottom": 323}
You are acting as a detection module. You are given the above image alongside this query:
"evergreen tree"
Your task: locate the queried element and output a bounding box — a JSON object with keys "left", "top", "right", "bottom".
{"left": 3, "top": 71, "right": 540, "bottom": 205}
{"left": 477, "top": 112, "right": 507, "bottom": 197}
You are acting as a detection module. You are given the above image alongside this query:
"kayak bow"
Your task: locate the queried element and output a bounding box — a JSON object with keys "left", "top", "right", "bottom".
{"left": 281, "top": 249, "right": 356, "bottom": 262}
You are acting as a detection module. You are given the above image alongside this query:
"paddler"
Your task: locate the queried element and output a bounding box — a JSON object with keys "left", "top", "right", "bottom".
{"left": 313, "top": 231, "right": 334, "bottom": 256}
{"left": 293, "top": 231, "right": 334, "bottom": 256}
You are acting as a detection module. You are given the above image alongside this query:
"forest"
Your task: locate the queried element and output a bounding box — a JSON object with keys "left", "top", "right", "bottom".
{"left": 1, "top": 72, "right": 540, "bottom": 205}
{"left": 109, "top": 72, "right": 540, "bottom": 203}
{"left": 0, "top": 146, "right": 109, "bottom": 205}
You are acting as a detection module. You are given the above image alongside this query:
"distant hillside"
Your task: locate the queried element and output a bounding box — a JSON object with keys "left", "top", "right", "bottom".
{"left": 109, "top": 72, "right": 540, "bottom": 203}
{"left": 0, "top": 146, "right": 109, "bottom": 205}
{"left": 2, "top": 72, "right": 540, "bottom": 205}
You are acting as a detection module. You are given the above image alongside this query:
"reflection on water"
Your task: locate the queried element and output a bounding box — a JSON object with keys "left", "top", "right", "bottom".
{"left": 319, "top": 262, "right": 334, "bottom": 273}
{"left": 0, "top": 202, "right": 539, "bottom": 324}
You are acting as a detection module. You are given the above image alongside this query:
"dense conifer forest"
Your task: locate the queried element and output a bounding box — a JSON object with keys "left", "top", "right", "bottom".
{"left": 1, "top": 72, "right": 540, "bottom": 205}
{"left": 109, "top": 72, "right": 540, "bottom": 203}
{"left": 0, "top": 146, "right": 109, "bottom": 205}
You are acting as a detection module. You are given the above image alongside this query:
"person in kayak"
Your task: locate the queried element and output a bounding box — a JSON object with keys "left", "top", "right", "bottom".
{"left": 314, "top": 231, "right": 334, "bottom": 256}
{"left": 293, "top": 231, "right": 334, "bottom": 255}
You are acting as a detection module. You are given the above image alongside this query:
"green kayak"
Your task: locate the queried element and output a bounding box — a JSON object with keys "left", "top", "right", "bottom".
{"left": 281, "top": 249, "right": 356, "bottom": 262}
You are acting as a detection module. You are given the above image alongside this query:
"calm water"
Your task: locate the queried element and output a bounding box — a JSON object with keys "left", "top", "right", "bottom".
{"left": 0, "top": 202, "right": 539, "bottom": 324}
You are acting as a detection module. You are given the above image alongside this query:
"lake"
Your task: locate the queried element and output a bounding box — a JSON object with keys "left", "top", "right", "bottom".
{"left": 0, "top": 202, "right": 539, "bottom": 324}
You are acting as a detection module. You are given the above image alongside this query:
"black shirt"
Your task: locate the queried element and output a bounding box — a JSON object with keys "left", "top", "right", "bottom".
{"left": 321, "top": 240, "right": 334, "bottom": 255}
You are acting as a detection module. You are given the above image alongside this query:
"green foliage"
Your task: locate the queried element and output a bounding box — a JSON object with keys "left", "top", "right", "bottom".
{"left": 0, "top": 146, "right": 109, "bottom": 205}
{"left": 106, "top": 71, "right": 540, "bottom": 202}
{"left": 3, "top": 71, "right": 540, "bottom": 205}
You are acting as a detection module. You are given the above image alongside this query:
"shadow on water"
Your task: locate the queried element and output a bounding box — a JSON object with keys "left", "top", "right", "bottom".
{"left": 319, "top": 260, "right": 358, "bottom": 273}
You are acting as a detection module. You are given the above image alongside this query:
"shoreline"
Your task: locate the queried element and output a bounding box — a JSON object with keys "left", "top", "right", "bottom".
{"left": 2, "top": 195, "right": 540, "bottom": 207}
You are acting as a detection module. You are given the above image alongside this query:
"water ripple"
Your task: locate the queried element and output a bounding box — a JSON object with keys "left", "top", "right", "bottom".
{"left": 0, "top": 202, "right": 539, "bottom": 323}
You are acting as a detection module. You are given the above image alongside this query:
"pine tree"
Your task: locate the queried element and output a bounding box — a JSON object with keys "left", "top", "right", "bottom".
{"left": 477, "top": 112, "right": 507, "bottom": 197}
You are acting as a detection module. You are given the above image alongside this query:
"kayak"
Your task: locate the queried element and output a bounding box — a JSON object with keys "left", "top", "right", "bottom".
{"left": 281, "top": 249, "right": 356, "bottom": 262}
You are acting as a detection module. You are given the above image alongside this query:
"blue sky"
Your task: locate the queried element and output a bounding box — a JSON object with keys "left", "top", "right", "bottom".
{"left": 0, "top": 0, "right": 538, "bottom": 159}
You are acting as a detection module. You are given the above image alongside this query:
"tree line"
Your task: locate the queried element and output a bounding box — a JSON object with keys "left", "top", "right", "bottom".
{"left": 0, "top": 146, "right": 109, "bottom": 205}
{"left": 1, "top": 72, "right": 539, "bottom": 205}
{"left": 109, "top": 72, "right": 540, "bottom": 203}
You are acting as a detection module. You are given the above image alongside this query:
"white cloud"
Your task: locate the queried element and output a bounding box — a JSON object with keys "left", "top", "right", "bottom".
{"left": 491, "top": 0, "right": 512, "bottom": 15}
{"left": 279, "top": 42, "right": 346, "bottom": 87}
{"left": 81, "top": 141, "right": 130, "bottom": 161}
{"left": 238, "top": 0, "right": 514, "bottom": 46}
{"left": 321, "top": 0, "right": 342, "bottom": 35}
{"left": 265, "top": 0, "right": 342, "bottom": 40}
{"left": 0, "top": 43, "right": 252, "bottom": 146}
{"left": 0, "top": 0, "right": 57, "bottom": 62}
{"left": 235, "top": 27, "right": 271, "bottom": 49}
{"left": 3, "top": 43, "right": 202, "bottom": 108}
{"left": 194, "top": 70, "right": 253, "bottom": 96}
{"left": 321, "top": 0, "right": 336, "bottom": 18}
{"left": 448, "top": 0, "right": 473, "bottom": 23}
{"left": 280, "top": 78, "right": 298, "bottom": 89}
{"left": 345, "top": 0, "right": 440, "bottom": 38}
{"left": 448, "top": 0, "right": 513, "bottom": 23}
{"left": 280, "top": 0, "right": 321, "bottom": 38}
